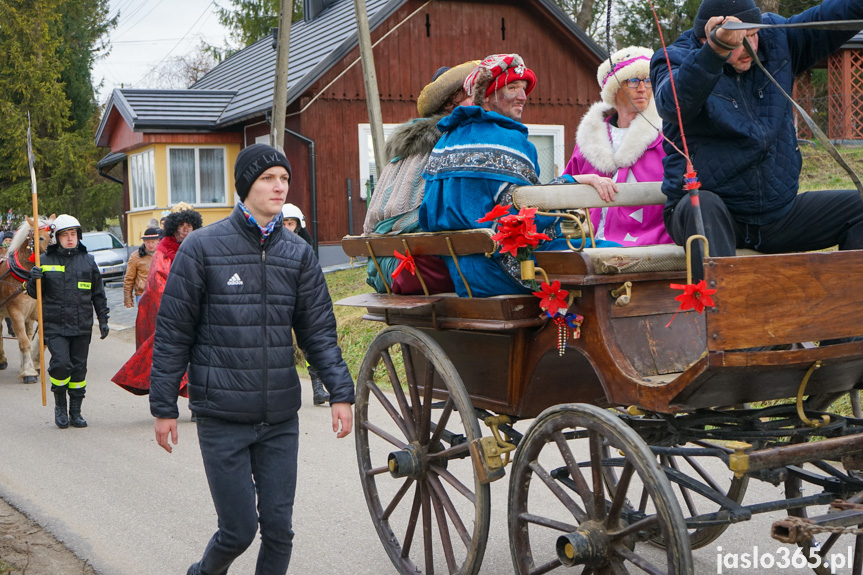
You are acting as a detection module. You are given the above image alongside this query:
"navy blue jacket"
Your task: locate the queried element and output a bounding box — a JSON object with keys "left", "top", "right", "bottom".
{"left": 651, "top": 0, "right": 863, "bottom": 224}
{"left": 149, "top": 207, "right": 354, "bottom": 423}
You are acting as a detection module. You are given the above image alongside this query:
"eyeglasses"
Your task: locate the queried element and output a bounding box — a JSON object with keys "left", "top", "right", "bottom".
{"left": 624, "top": 78, "right": 651, "bottom": 88}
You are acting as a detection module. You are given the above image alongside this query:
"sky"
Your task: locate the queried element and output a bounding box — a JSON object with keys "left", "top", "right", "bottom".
{"left": 92, "top": 0, "right": 231, "bottom": 104}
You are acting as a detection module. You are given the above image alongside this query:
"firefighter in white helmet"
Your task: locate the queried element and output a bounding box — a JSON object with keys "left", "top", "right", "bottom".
{"left": 27, "top": 214, "right": 110, "bottom": 429}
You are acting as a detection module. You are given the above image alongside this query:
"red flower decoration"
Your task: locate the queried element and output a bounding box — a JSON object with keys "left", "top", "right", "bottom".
{"left": 532, "top": 280, "right": 569, "bottom": 316}
{"left": 491, "top": 208, "right": 550, "bottom": 257}
{"left": 665, "top": 280, "right": 717, "bottom": 327}
{"left": 477, "top": 203, "right": 512, "bottom": 223}
{"left": 391, "top": 249, "right": 416, "bottom": 279}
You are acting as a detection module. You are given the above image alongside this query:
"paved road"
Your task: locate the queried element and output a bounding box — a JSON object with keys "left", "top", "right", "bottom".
{"left": 0, "top": 302, "right": 857, "bottom": 574}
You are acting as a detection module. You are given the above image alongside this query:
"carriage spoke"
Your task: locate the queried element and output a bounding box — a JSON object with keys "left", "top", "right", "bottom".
{"left": 401, "top": 343, "right": 424, "bottom": 434}
{"left": 428, "top": 473, "right": 471, "bottom": 548}
{"left": 419, "top": 359, "right": 435, "bottom": 445}
{"left": 553, "top": 431, "right": 596, "bottom": 515}
{"left": 381, "top": 349, "right": 417, "bottom": 441}
{"left": 382, "top": 477, "right": 415, "bottom": 522}
{"left": 421, "top": 482, "right": 435, "bottom": 575}
{"left": 366, "top": 465, "right": 390, "bottom": 477}
{"left": 402, "top": 484, "right": 422, "bottom": 558}
{"left": 682, "top": 454, "right": 724, "bottom": 494}
{"left": 366, "top": 378, "right": 413, "bottom": 440}
{"left": 588, "top": 430, "right": 607, "bottom": 522}
{"left": 429, "top": 442, "right": 470, "bottom": 462}
{"left": 638, "top": 486, "right": 649, "bottom": 513}
{"left": 363, "top": 420, "right": 407, "bottom": 450}
{"left": 606, "top": 460, "right": 635, "bottom": 527}
{"left": 613, "top": 543, "right": 665, "bottom": 575}
{"left": 430, "top": 466, "right": 475, "bottom": 505}
{"left": 429, "top": 398, "right": 454, "bottom": 448}
{"left": 662, "top": 455, "right": 698, "bottom": 517}
{"left": 528, "top": 460, "right": 587, "bottom": 522}
{"left": 529, "top": 557, "right": 564, "bottom": 575}
{"left": 429, "top": 481, "right": 458, "bottom": 574}
{"left": 518, "top": 512, "right": 577, "bottom": 533}
{"left": 608, "top": 514, "right": 660, "bottom": 541}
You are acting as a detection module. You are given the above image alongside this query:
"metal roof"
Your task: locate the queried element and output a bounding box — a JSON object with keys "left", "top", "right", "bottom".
{"left": 95, "top": 89, "right": 237, "bottom": 145}
{"left": 96, "top": 0, "right": 606, "bottom": 140}
{"left": 191, "top": 0, "right": 399, "bottom": 126}
{"left": 190, "top": 0, "right": 606, "bottom": 127}
{"left": 844, "top": 31, "right": 863, "bottom": 49}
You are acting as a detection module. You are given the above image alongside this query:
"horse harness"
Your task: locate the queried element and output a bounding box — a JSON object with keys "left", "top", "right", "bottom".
{"left": 0, "top": 231, "right": 38, "bottom": 309}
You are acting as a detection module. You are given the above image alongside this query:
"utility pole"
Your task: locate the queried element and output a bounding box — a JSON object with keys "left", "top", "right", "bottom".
{"left": 271, "top": 0, "right": 292, "bottom": 150}
{"left": 353, "top": 0, "right": 386, "bottom": 174}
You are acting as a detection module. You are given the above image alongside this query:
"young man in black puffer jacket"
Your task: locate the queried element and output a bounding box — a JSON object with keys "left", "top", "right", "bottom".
{"left": 149, "top": 144, "right": 354, "bottom": 575}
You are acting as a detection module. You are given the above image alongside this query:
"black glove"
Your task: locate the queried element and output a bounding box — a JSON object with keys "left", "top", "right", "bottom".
{"left": 29, "top": 267, "right": 43, "bottom": 280}
{"left": 99, "top": 322, "right": 109, "bottom": 340}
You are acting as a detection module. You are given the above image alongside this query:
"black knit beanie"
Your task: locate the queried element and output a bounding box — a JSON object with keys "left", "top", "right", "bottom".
{"left": 693, "top": 0, "right": 761, "bottom": 40}
{"left": 234, "top": 144, "right": 293, "bottom": 201}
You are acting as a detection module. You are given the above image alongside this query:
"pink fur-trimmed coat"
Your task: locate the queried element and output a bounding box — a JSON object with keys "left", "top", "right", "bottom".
{"left": 563, "top": 101, "right": 672, "bottom": 246}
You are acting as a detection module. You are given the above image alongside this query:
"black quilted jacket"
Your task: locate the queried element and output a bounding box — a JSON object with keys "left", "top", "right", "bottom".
{"left": 26, "top": 243, "right": 109, "bottom": 336}
{"left": 651, "top": 0, "right": 863, "bottom": 225}
{"left": 149, "top": 207, "right": 354, "bottom": 423}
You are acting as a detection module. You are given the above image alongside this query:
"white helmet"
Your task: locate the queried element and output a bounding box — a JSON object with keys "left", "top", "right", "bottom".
{"left": 51, "top": 214, "right": 82, "bottom": 242}
{"left": 281, "top": 203, "right": 306, "bottom": 228}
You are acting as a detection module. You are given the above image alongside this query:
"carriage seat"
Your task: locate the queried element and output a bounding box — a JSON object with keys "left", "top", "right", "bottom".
{"left": 580, "top": 245, "right": 761, "bottom": 275}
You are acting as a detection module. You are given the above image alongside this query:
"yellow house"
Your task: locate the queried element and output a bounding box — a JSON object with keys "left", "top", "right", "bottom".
{"left": 95, "top": 90, "right": 243, "bottom": 243}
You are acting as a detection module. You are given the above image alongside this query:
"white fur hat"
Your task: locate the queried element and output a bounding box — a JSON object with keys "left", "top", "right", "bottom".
{"left": 597, "top": 46, "right": 653, "bottom": 107}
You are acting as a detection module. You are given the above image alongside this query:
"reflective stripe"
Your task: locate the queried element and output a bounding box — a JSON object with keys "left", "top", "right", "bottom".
{"left": 78, "top": 282, "right": 91, "bottom": 290}
{"left": 50, "top": 376, "right": 71, "bottom": 387}
{"left": 68, "top": 380, "right": 86, "bottom": 389}
{"left": 41, "top": 265, "right": 65, "bottom": 272}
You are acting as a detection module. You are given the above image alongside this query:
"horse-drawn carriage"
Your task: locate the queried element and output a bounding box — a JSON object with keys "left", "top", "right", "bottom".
{"left": 338, "top": 182, "right": 863, "bottom": 575}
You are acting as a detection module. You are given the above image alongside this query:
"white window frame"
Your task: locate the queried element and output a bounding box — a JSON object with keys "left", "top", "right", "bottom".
{"left": 357, "top": 123, "right": 566, "bottom": 194}
{"left": 358, "top": 123, "right": 400, "bottom": 199}
{"left": 129, "top": 148, "right": 156, "bottom": 210}
{"left": 523, "top": 124, "right": 566, "bottom": 182}
{"left": 166, "top": 145, "right": 230, "bottom": 207}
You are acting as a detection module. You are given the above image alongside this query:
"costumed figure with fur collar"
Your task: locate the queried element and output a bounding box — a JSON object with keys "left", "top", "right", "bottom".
{"left": 564, "top": 46, "right": 672, "bottom": 246}
{"left": 363, "top": 61, "right": 477, "bottom": 295}
{"left": 419, "top": 54, "right": 576, "bottom": 298}
{"left": 112, "top": 204, "right": 203, "bottom": 395}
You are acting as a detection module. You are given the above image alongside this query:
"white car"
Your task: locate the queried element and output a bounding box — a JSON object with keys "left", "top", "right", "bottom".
{"left": 80, "top": 231, "right": 129, "bottom": 282}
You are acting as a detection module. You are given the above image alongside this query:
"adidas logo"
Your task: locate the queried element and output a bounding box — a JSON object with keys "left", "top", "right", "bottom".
{"left": 227, "top": 273, "right": 243, "bottom": 286}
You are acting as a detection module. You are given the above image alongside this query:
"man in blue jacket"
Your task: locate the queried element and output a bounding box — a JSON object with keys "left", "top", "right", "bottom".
{"left": 651, "top": 0, "right": 863, "bottom": 279}
{"left": 149, "top": 143, "right": 354, "bottom": 575}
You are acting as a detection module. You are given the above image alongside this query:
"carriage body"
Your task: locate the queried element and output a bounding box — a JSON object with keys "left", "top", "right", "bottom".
{"left": 340, "top": 183, "right": 863, "bottom": 575}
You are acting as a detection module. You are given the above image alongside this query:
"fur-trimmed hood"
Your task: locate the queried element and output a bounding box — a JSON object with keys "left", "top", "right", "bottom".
{"left": 574, "top": 100, "right": 662, "bottom": 174}
{"left": 384, "top": 114, "right": 446, "bottom": 161}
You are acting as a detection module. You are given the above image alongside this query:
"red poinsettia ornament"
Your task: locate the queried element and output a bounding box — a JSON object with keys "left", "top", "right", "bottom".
{"left": 532, "top": 280, "right": 569, "bottom": 317}
{"left": 665, "top": 280, "right": 716, "bottom": 327}
{"left": 476, "top": 203, "right": 512, "bottom": 223}
{"left": 486, "top": 207, "right": 550, "bottom": 258}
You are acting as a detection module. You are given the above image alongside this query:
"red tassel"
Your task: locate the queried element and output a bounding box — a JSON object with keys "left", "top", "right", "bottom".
{"left": 28, "top": 253, "right": 35, "bottom": 263}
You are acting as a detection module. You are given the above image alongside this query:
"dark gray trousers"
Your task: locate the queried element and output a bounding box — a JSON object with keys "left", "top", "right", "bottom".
{"left": 664, "top": 189, "right": 863, "bottom": 281}
{"left": 191, "top": 414, "right": 299, "bottom": 575}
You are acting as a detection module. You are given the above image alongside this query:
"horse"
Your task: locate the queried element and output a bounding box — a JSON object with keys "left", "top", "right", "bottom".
{"left": 0, "top": 216, "right": 53, "bottom": 383}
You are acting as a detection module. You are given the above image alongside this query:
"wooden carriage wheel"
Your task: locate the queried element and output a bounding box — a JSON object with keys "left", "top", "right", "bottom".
{"left": 508, "top": 404, "right": 693, "bottom": 575}
{"left": 602, "top": 412, "right": 749, "bottom": 550}
{"left": 355, "top": 326, "right": 490, "bottom": 575}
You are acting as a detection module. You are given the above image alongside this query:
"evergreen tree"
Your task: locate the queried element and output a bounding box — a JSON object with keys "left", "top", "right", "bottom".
{"left": 216, "top": 0, "right": 304, "bottom": 47}
{"left": 0, "top": 0, "right": 120, "bottom": 231}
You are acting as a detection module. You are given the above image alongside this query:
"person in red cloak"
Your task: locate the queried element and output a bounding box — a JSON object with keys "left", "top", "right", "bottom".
{"left": 112, "top": 205, "right": 203, "bottom": 395}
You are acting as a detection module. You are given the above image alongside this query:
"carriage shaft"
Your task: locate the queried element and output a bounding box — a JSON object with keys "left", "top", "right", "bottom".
{"left": 733, "top": 434, "right": 863, "bottom": 475}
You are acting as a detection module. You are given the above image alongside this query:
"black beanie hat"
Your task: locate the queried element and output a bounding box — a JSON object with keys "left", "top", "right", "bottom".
{"left": 234, "top": 144, "right": 293, "bottom": 201}
{"left": 693, "top": 0, "right": 761, "bottom": 40}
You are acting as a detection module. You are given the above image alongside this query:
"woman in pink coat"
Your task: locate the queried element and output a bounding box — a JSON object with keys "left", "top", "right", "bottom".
{"left": 564, "top": 46, "right": 672, "bottom": 246}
